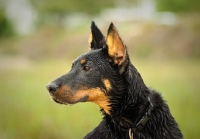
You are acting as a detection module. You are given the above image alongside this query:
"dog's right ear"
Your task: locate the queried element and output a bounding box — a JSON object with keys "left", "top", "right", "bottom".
{"left": 89, "top": 21, "right": 105, "bottom": 50}
{"left": 106, "top": 23, "right": 127, "bottom": 66}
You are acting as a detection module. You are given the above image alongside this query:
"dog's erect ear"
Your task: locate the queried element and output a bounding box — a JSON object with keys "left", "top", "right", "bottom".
{"left": 89, "top": 21, "right": 105, "bottom": 50}
{"left": 106, "top": 23, "right": 126, "bottom": 66}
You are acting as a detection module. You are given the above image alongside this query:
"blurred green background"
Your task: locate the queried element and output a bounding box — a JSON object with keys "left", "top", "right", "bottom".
{"left": 0, "top": 0, "right": 200, "bottom": 138}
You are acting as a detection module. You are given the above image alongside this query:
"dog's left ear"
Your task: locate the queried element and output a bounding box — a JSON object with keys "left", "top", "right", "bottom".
{"left": 106, "top": 23, "right": 127, "bottom": 66}
{"left": 89, "top": 21, "right": 105, "bottom": 50}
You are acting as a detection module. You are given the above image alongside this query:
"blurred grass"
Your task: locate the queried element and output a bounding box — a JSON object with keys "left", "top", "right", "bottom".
{"left": 0, "top": 59, "right": 102, "bottom": 139}
{"left": 0, "top": 58, "right": 199, "bottom": 139}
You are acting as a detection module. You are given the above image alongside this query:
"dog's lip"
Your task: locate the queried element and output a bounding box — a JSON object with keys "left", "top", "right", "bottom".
{"left": 52, "top": 97, "right": 70, "bottom": 105}
{"left": 51, "top": 95, "right": 89, "bottom": 105}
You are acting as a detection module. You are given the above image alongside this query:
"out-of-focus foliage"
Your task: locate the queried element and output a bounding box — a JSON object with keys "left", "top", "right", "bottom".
{"left": 155, "top": 0, "right": 200, "bottom": 12}
{"left": 30, "top": 0, "right": 115, "bottom": 15}
{"left": 0, "top": 9, "right": 14, "bottom": 37}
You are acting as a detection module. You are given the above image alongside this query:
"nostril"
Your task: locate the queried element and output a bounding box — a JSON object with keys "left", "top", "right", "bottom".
{"left": 46, "top": 83, "right": 59, "bottom": 94}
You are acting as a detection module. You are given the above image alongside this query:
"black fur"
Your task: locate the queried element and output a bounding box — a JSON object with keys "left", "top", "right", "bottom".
{"left": 46, "top": 22, "right": 183, "bottom": 139}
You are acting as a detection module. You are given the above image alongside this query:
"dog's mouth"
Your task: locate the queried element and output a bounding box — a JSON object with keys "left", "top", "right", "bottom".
{"left": 51, "top": 95, "right": 89, "bottom": 105}
{"left": 52, "top": 97, "right": 70, "bottom": 105}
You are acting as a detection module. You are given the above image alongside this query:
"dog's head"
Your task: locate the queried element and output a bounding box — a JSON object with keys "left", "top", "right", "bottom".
{"left": 46, "top": 22, "right": 130, "bottom": 114}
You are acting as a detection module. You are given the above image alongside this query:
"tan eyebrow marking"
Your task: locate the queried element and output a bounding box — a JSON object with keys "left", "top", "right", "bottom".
{"left": 80, "top": 59, "right": 87, "bottom": 65}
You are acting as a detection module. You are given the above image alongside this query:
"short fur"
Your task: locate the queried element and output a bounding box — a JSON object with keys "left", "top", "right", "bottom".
{"left": 46, "top": 21, "right": 183, "bottom": 139}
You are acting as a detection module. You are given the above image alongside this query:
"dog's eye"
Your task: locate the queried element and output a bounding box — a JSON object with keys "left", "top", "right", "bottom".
{"left": 83, "top": 66, "right": 90, "bottom": 71}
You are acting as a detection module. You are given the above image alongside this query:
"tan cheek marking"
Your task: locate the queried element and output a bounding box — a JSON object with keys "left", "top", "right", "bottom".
{"left": 76, "top": 88, "right": 111, "bottom": 114}
{"left": 52, "top": 85, "right": 111, "bottom": 114}
{"left": 54, "top": 85, "right": 87, "bottom": 103}
{"left": 70, "top": 89, "right": 88, "bottom": 102}
{"left": 103, "top": 79, "right": 112, "bottom": 92}
{"left": 55, "top": 85, "right": 71, "bottom": 96}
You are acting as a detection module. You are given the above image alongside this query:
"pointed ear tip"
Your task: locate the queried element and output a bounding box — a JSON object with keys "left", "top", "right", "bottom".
{"left": 108, "top": 22, "right": 117, "bottom": 34}
{"left": 91, "top": 21, "right": 95, "bottom": 27}
{"left": 110, "top": 22, "right": 115, "bottom": 28}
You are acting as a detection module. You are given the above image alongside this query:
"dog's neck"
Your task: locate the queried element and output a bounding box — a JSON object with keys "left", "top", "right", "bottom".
{"left": 105, "top": 63, "right": 152, "bottom": 132}
{"left": 109, "top": 63, "right": 149, "bottom": 112}
{"left": 112, "top": 97, "right": 154, "bottom": 132}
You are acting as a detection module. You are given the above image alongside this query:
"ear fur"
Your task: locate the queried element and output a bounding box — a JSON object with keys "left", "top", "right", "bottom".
{"left": 106, "top": 23, "right": 126, "bottom": 66}
{"left": 89, "top": 21, "right": 105, "bottom": 50}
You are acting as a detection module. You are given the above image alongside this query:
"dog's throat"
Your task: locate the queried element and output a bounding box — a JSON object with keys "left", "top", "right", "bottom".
{"left": 112, "top": 97, "right": 154, "bottom": 133}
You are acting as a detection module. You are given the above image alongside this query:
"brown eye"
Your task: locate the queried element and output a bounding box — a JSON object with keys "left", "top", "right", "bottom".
{"left": 83, "top": 66, "right": 90, "bottom": 71}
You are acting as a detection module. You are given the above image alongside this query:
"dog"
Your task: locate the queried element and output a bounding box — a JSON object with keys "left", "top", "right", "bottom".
{"left": 46, "top": 21, "right": 183, "bottom": 139}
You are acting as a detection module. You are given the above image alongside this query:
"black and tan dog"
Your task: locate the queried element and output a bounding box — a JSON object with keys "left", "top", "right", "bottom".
{"left": 46, "top": 22, "right": 183, "bottom": 139}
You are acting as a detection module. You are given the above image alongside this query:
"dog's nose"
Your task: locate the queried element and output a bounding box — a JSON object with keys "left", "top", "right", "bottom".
{"left": 46, "top": 83, "right": 59, "bottom": 94}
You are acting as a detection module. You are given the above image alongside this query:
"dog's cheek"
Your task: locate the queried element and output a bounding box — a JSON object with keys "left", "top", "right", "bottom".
{"left": 85, "top": 88, "right": 111, "bottom": 114}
